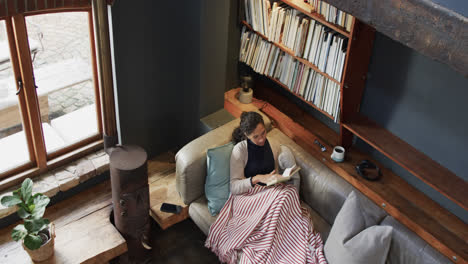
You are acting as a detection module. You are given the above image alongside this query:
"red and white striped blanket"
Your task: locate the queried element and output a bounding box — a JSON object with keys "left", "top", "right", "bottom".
{"left": 205, "top": 184, "right": 327, "bottom": 264}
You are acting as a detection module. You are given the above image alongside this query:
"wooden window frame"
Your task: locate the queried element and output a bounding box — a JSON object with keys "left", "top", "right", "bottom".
{"left": 0, "top": 7, "right": 108, "bottom": 191}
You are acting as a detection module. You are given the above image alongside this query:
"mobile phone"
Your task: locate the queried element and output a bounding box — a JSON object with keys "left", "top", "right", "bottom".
{"left": 160, "top": 203, "right": 182, "bottom": 214}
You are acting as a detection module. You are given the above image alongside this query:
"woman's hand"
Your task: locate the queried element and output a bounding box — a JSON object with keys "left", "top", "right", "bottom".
{"left": 252, "top": 170, "right": 281, "bottom": 185}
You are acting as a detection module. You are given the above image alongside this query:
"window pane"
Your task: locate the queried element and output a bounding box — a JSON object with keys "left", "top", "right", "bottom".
{"left": 0, "top": 20, "right": 31, "bottom": 173}
{"left": 26, "top": 12, "right": 98, "bottom": 154}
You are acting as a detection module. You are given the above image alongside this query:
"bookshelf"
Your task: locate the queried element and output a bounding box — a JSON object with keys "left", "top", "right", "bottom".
{"left": 237, "top": 0, "right": 468, "bottom": 262}
{"left": 239, "top": 0, "right": 373, "bottom": 122}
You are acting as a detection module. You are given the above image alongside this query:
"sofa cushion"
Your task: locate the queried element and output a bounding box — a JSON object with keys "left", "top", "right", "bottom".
{"left": 324, "top": 191, "right": 393, "bottom": 264}
{"left": 381, "top": 216, "right": 451, "bottom": 264}
{"left": 278, "top": 144, "right": 296, "bottom": 169}
{"left": 205, "top": 142, "right": 234, "bottom": 216}
{"left": 300, "top": 202, "right": 332, "bottom": 241}
{"left": 278, "top": 144, "right": 300, "bottom": 190}
{"left": 189, "top": 196, "right": 219, "bottom": 236}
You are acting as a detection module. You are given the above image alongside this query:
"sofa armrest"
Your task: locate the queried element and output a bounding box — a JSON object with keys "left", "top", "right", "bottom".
{"left": 175, "top": 111, "right": 271, "bottom": 205}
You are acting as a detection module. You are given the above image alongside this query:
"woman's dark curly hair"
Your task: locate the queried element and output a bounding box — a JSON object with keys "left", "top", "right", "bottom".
{"left": 232, "top": 111, "right": 265, "bottom": 144}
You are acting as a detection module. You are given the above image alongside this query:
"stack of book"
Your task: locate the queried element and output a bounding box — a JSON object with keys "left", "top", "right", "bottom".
{"left": 239, "top": 27, "right": 341, "bottom": 122}
{"left": 244, "top": 0, "right": 353, "bottom": 34}
{"left": 249, "top": 1, "right": 348, "bottom": 82}
{"left": 305, "top": 0, "right": 353, "bottom": 31}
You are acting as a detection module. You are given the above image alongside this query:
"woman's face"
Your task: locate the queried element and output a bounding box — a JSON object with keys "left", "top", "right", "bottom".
{"left": 245, "top": 123, "right": 267, "bottom": 146}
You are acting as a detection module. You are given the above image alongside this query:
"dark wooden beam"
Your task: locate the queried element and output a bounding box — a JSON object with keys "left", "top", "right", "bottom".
{"left": 324, "top": 0, "right": 468, "bottom": 78}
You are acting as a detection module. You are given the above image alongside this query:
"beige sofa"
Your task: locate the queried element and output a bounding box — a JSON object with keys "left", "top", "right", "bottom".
{"left": 175, "top": 115, "right": 450, "bottom": 264}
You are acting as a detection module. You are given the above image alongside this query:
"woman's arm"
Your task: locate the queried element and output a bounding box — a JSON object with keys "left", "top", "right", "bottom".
{"left": 230, "top": 142, "right": 252, "bottom": 195}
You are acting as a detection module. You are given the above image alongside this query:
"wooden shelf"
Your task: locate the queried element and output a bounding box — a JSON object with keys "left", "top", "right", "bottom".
{"left": 241, "top": 20, "right": 341, "bottom": 85}
{"left": 225, "top": 88, "right": 468, "bottom": 263}
{"left": 280, "top": 0, "right": 351, "bottom": 38}
{"left": 342, "top": 114, "right": 468, "bottom": 212}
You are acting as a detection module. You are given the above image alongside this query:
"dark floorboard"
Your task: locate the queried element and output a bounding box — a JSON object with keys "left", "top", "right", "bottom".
{"left": 112, "top": 219, "right": 220, "bottom": 264}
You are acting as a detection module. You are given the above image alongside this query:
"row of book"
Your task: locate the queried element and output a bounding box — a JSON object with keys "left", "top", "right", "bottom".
{"left": 247, "top": 1, "right": 348, "bottom": 82}
{"left": 305, "top": 0, "right": 353, "bottom": 30}
{"left": 240, "top": 28, "right": 341, "bottom": 121}
{"left": 243, "top": 0, "right": 353, "bottom": 35}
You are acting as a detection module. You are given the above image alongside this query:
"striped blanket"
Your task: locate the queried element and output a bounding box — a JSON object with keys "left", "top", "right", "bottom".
{"left": 205, "top": 184, "right": 327, "bottom": 264}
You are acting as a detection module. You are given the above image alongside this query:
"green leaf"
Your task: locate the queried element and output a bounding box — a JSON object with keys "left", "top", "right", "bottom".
{"left": 11, "top": 224, "right": 27, "bottom": 242}
{"left": 1, "top": 195, "right": 22, "bottom": 207}
{"left": 21, "top": 178, "right": 33, "bottom": 203}
{"left": 24, "top": 219, "right": 49, "bottom": 233}
{"left": 17, "top": 207, "right": 31, "bottom": 219}
{"left": 24, "top": 234, "right": 43, "bottom": 250}
{"left": 28, "top": 204, "right": 35, "bottom": 212}
{"left": 31, "top": 207, "right": 45, "bottom": 219}
{"left": 33, "top": 193, "right": 50, "bottom": 209}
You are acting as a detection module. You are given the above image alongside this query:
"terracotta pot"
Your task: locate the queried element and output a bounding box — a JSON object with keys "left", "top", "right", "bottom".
{"left": 22, "top": 223, "right": 55, "bottom": 262}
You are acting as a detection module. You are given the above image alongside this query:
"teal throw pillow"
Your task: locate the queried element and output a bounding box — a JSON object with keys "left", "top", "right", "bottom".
{"left": 205, "top": 142, "right": 234, "bottom": 216}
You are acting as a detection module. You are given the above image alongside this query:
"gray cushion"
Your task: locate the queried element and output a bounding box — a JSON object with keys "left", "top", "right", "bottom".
{"left": 205, "top": 142, "right": 234, "bottom": 216}
{"left": 324, "top": 191, "right": 393, "bottom": 264}
{"left": 188, "top": 196, "right": 218, "bottom": 236}
{"left": 278, "top": 144, "right": 300, "bottom": 190}
{"left": 278, "top": 144, "right": 296, "bottom": 170}
{"left": 381, "top": 216, "right": 451, "bottom": 264}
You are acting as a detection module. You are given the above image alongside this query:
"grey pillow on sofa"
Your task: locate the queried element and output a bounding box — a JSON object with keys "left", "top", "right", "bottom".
{"left": 324, "top": 191, "right": 393, "bottom": 264}
{"left": 278, "top": 145, "right": 296, "bottom": 170}
{"left": 278, "top": 145, "right": 300, "bottom": 190}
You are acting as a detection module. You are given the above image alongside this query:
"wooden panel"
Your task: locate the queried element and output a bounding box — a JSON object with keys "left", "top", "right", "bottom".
{"left": 0, "top": 181, "right": 127, "bottom": 263}
{"left": 12, "top": 14, "right": 47, "bottom": 170}
{"left": 91, "top": 0, "right": 117, "bottom": 140}
{"left": 340, "top": 19, "right": 375, "bottom": 122}
{"left": 4, "top": 17, "right": 36, "bottom": 166}
{"left": 225, "top": 89, "right": 468, "bottom": 262}
{"left": 148, "top": 153, "right": 189, "bottom": 230}
{"left": 342, "top": 114, "right": 468, "bottom": 211}
{"left": 322, "top": 0, "right": 468, "bottom": 78}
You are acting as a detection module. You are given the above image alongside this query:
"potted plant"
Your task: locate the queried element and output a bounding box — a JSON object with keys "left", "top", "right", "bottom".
{"left": 1, "top": 178, "right": 55, "bottom": 262}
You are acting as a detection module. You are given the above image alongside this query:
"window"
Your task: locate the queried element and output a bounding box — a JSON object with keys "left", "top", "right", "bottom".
{"left": 0, "top": 4, "right": 106, "bottom": 188}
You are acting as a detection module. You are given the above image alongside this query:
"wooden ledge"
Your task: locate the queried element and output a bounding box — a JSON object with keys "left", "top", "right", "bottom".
{"left": 0, "top": 149, "right": 109, "bottom": 220}
{"left": 225, "top": 88, "right": 468, "bottom": 263}
{"left": 342, "top": 114, "right": 468, "bottom": 211}
{"left": 0, "top": 181, "right": 127, "bottom": 263}
{"left": 148, "top": 152, "right": 189, "bottom": 230}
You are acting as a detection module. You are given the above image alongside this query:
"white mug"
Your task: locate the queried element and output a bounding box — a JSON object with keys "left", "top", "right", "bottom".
{"left": 331, "top": 146, "right": 345, "bottom": 162}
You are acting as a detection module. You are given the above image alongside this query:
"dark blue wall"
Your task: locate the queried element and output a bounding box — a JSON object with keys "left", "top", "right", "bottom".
{"left": 358, "top": 32, "right": 468, "bottom": 223}
{"left": 111, "top": 1, "right": 201, "bottom": 157}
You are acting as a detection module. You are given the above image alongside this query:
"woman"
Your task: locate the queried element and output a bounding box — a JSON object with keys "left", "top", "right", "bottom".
{"left": 205, "top": 111, "right": 326, "bottom": 264}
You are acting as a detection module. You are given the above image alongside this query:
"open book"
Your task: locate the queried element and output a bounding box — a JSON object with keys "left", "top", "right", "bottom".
{"left": 266, "top": 165, "right": 301, "bottom": 186}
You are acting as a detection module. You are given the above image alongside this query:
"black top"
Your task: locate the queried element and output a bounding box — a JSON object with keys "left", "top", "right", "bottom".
{"left": 244, "top": 138, "right": 275, "bottom": 179}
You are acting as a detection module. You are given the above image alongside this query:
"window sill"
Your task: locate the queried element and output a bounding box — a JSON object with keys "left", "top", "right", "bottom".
{"left": 0, "top": 149, "right": 109, "bottom": 220}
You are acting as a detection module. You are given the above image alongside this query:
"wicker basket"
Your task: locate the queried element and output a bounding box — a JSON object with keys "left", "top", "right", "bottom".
{"left": 22, "top": 223, "right": 55, "bottom": 262}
